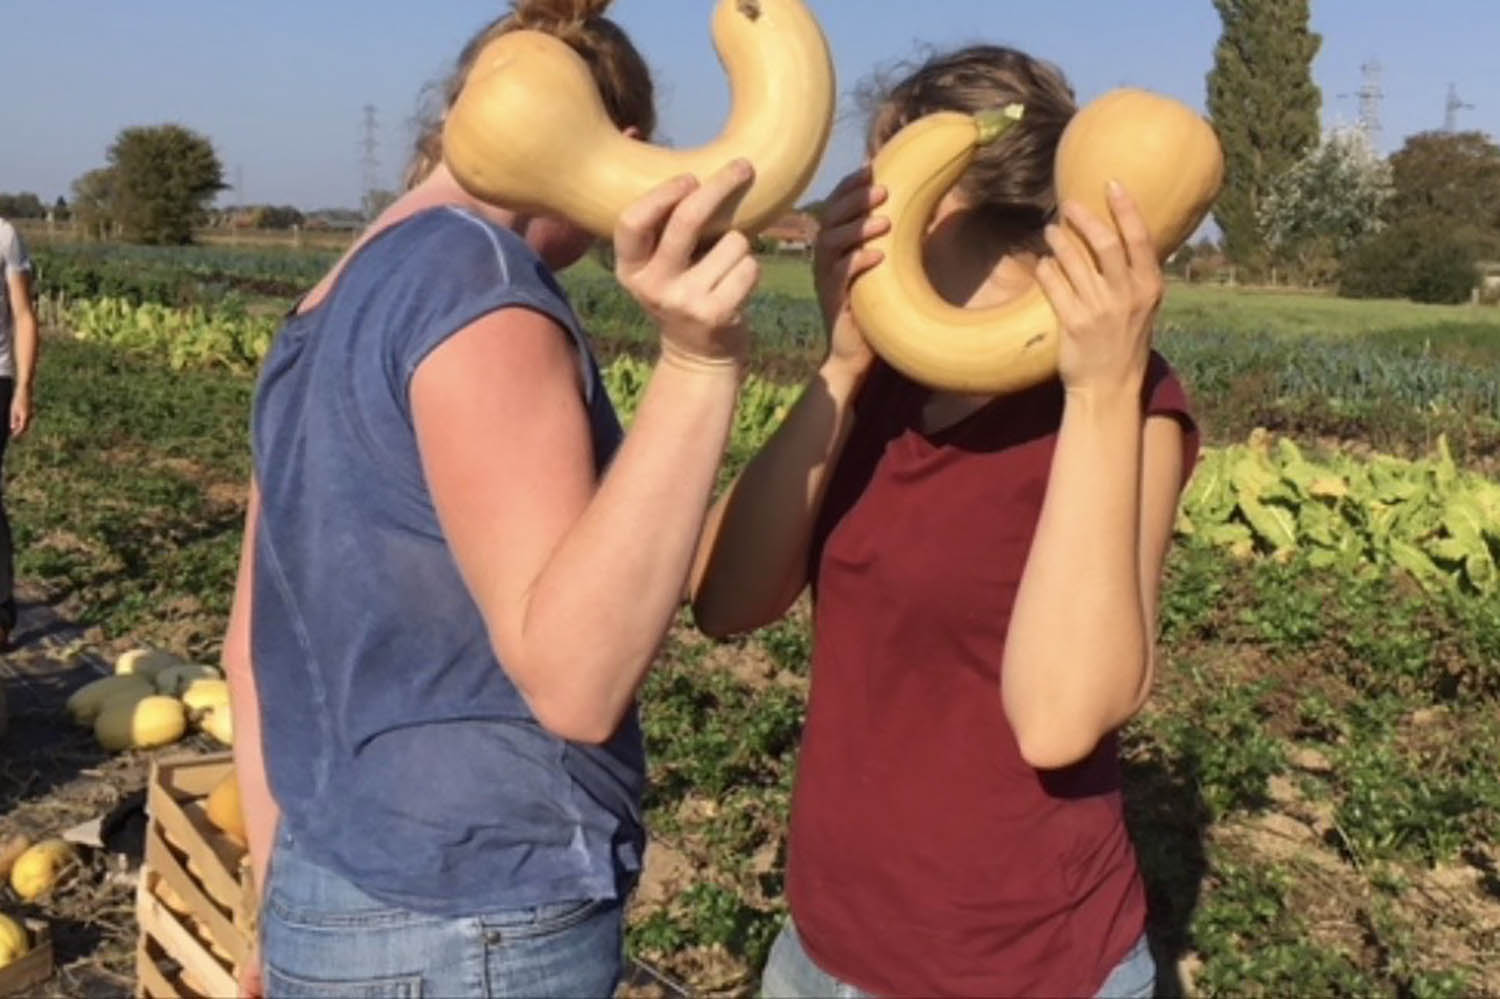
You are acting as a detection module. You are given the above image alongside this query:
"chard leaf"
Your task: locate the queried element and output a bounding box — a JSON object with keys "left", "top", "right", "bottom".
{"left": 1240, "top": 496, "right": 1298, "bottom": 552}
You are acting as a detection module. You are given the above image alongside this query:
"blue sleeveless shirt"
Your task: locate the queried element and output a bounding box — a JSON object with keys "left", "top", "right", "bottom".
{"left": 249, "top": 205, "right": 644, "bottom": 914}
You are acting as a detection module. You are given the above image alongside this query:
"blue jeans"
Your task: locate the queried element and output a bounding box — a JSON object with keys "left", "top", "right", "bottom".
{"left": 760, "top": 919, "right": 1157, "bottom": 999}
{"left": 260, "top": 828, "right": 625, "bottom": 998}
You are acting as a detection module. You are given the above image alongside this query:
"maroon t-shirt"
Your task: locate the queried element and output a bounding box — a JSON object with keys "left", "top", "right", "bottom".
{"left": 786, "top": 353, "right": 1200, "bottom": 998}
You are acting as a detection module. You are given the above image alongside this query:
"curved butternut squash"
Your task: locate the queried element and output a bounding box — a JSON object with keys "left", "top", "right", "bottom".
{"left": 850, "top": 88, "right": 1225, "bottom": 394}
{"left": 442, "top": 0, "right": 835, "bottom": 239}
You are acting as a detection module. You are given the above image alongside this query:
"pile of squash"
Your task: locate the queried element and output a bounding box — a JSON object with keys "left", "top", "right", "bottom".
{"left": 65, "top": 648, "right": 233, "bottom": 752}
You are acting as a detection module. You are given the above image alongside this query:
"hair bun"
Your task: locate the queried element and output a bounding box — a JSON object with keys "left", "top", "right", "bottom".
{"left": 511, "top": 0, "right": 613, "bottom": 30}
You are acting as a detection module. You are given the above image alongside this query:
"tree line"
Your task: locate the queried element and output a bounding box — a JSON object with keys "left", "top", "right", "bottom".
{"left": 1207, "top": 0, "right": 1499, "bottom": 302}
{"left": 7, "top": 1, "right": 1496, "bottom": 303}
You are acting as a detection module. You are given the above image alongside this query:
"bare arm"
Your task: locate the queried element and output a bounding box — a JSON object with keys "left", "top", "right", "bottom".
{"left": 6, "top": 269, "right": 38, "bottom": 437}
{"left": 689, "top": 360, "right": 864, "bottom": 636}
{"left": 220, "top": 477, "right": 279, "bottom": 893}
{"left": 416, "top": 164, "right": 762, "bottom": 744}
{"left": 690, "top": 168, "right": 889, "bottom": 636}
{"left": 1001, "top": 404, "right": 1184, "bottom": 769}
{"left": 1001, "top": 184, "right": 1188, "bottom": 769}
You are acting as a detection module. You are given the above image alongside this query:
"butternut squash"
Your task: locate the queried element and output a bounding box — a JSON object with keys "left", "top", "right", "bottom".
{"left": 442, "top": 0, "right": 835, "bottom": 239}
{"left": 850, "top": 88, "right": 1225, "bottom": 394}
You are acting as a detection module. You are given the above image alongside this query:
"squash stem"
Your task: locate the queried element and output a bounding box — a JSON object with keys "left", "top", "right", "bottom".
{"left": 975, "top": 104, "right": 1026, "bottom": 146}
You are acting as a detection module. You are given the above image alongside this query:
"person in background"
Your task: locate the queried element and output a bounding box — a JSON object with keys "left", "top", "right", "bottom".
{"left": 690, "top": 45, "right": 1201, "bottom": 999}
{"left": 0, "top": 216, "right": 39, "bottom": 652}
{"left": 221, "top": 1, "right": 762, "bottom": 995}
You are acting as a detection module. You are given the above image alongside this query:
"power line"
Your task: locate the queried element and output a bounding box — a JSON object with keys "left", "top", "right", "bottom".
{"left": 1444, "top": 83, "right": 1475, "bottom": 133}
{"left": 360, "top": 104, "right": 381, "bottom": 218}
{"left": 1336, "top": 60, "right": 1384, "bottom": 152}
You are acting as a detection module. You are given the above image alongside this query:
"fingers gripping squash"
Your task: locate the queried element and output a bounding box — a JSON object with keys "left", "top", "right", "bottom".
{"left": 850, "top": 88, "right": 1225, "bottom": 394}
{"left": 442, "top": 0, "right": 835, "bottom": 239}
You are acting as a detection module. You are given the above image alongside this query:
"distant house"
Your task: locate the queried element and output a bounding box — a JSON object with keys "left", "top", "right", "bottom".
{"left": 761, "top": 211, "right": 819, "bottom": 255}
{"left": 1478, "top": 260, "right": 1500, "bottom": 304}
{"left": 303, "top": 209, "right": 366, "bottom": 232}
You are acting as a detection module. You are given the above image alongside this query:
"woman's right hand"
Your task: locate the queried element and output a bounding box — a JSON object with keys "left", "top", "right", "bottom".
{"left": 614, "top": 160, "right": 762, "bottom": 371}
{"left": 813, "top": 165, "right": 889, "bottom": 374}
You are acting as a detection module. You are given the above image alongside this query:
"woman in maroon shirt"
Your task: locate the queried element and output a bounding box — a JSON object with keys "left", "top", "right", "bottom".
{"left": 689, "top": 45, "right": 1200, "bottom": 998}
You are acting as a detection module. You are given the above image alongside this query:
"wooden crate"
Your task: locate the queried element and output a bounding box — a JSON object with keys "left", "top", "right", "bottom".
{"left": 135, "top": 752, "right": 258, "bottom": 999}
{"left": 0, "top": 919, "right": 54, "bottom": 993}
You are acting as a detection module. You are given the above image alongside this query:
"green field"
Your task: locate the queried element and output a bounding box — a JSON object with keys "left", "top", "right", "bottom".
{"left": 570, "top": 249, "right": 1500, "bottom": 337}
{"left": 4, "top": 241, "right": 1500, "bottom": 997}
{"left": 1160, "top": 282, "right": 1500, "bottom": 338}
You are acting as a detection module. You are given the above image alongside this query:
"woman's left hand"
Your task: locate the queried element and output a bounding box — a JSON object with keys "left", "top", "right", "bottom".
{"left": 1035, "top": 181, "right": 1164, "bottom": 398}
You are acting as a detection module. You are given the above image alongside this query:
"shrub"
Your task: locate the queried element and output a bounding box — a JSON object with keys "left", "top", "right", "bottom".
{"left": 1340, "top": 221, "right": 1479, "bottom": 304}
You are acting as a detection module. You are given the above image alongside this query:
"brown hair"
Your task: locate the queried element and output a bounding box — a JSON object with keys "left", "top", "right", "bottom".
{"left": 404, "top": 0, "right": 657, "bottom": 190}
{"left": 862, "top": 45, "right": 1076, "bottom": 246}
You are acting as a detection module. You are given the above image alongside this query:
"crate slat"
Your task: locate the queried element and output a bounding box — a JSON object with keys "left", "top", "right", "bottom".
{"left": 145, "top": 826, "right": 248, "bottom": 968}
{"left": 145, "top": 762, "right": 246, "bottom": 913}
{"left": 136, "top": 752, "right": 257, "bottom": 999}
{"left": 136, "top": 876, "right": 238, "bottom": 999}
{"left": 134, "top": 938, "right": 179, "bottom": 999}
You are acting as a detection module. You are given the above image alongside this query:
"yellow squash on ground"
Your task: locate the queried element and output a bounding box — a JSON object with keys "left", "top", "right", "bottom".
{"left": 9, "top": 839, "right": 76, "bottom": 901}
{"left": 153, "top": 663, "right": 222, "bottom": 698}
{"left": 114, "top": 648, "right": 183, "bottom": 681}
{"left": 65, "top": 675, "right": 154, "bottom": 728}
{"left": 179, "top": 678, "right": 230, "bottom": 716}
{"left": 0, "top": 912, "right": 28, "bottom": 967}
{"left": 198, "top": 703, "right": 234, "bottom": 746}
{"left": 0, "top": 835, "right": 30, "bottom": 882}
{"left": 442, "top": 0, "right": 835, "bottom": 239}
{"left": 850, "top": 88, "right": 1225, "bottom": 394}
{"left": 94, "top": 694, "right": 187, "bottom": 751}
{"left": 205, "top": 769, "right": 247, "bottom": 846}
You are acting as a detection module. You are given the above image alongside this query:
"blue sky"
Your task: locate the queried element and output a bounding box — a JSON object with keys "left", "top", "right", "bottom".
{"left": 2, "top": 0, "right": 1496, "bottom": 212}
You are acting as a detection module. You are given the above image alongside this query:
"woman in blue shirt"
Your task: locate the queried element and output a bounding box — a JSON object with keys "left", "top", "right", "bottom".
{"left": 221, "top": 1, "right": 763, "bottom": 995}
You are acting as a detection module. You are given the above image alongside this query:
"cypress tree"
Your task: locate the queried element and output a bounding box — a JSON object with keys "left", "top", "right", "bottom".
{"left": 1206, "top": 0, "right": 1323, "bottom": 270}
